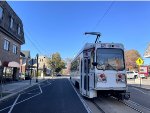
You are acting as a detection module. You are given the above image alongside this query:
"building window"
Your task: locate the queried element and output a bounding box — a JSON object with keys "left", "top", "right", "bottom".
{"left": 13, "top": 45, "right": 17, "bottom": 54}
{"left": 10, "top": 17, "right": 13, "bottom": 29}
{"left": 18, "top": 25, "right": 20, "bottom": 35}
{"left": 0, "top": 6, "right": 3, "bottom": 19}
{"left": 4, "top": 40, "right": 10, "bottom": 51}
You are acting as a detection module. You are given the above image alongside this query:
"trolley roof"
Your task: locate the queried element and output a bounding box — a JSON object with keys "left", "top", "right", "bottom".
{"left": 72, "top": 42, "right": 124, "bottom": 62}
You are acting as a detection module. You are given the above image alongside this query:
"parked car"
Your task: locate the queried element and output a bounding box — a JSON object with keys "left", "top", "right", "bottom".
{"left": 126, "top": 71, "right": 138, "bottom": 79}
{"left": 138, "top": 74, "right": 147, "bottom": 79}
{"left": 19, "top": 73, "right": 25, "bottom": 80}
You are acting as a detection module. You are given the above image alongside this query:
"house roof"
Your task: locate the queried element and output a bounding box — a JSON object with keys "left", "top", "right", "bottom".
{"left": 20, "top": 52, "right": 25, "bottom": 57}
{"left": 21, "top": 50, "right": 30, "bottom": 58}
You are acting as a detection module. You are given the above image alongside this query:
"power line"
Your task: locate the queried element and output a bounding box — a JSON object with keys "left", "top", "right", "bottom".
{"left": 24, "top": 31, "right": 43, "bottom": 55}
{"left": 24, "top": 26, "right": 50, "bottom": 55}
{"left": 92, "top": 1, "right": 115, "bottom": 31}
{"left": 84, "top": 1, "right": 115, "bottom": 41}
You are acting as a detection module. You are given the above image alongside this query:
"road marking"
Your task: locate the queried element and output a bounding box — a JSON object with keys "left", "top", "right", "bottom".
{"left": 0, "top": 80, "right": 48, "bottom": 112}
{"left": 8, "top": 94, "right": 20, "bottom": 113}
{"left": 0, "top": 92, "right": 42, "bottom": 112}
{"left": 128, "top": 100, "right": 150, "bottom": 111}
{"left": 21, "top": 87, "right": 39, "bottom": 95}
{"left": 68, "top": 79, "right": 92, "bottom": 113}
{"left": 39, "top": 84, "right": 42, "bottom": 94}
{"left": 131, "top": 87, "right": 150, "bottom": 95}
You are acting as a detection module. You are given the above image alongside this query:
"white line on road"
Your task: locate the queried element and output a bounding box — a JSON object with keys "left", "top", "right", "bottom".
{"left": 128, "top": 100, "right": 150, "bottom": 111}
{"left": 8, "top": 94, "right": 20, "bottom": 113}
{"left": 16, "top": 93, "right": 41, "bottom": 106}
{"left": 132, "top": 87, "right": 150, "bottom": 95}
{"left": 0, "top": 92, "right": 42, "bottom": 112}
{"left": 68, "top": 79, "right": 92, "bottom": 113}
{"left": 39, "top": 84, "right": 43, "bottom": 94}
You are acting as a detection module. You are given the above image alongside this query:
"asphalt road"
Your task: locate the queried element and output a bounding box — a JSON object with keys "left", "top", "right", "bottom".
{"left": 0, "top": 78, "right": 87, "bottom": 113}
{"left": 128, "top": 86, "right": 150, "bottom": 110}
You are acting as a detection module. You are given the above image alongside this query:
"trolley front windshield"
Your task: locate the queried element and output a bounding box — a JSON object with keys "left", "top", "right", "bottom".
{"left": 96, "top": 48, "right": 125, "bottom": 71}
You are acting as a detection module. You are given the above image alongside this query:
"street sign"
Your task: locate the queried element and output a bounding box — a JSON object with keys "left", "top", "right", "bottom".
{"left": 139, "top": 66, "right": 148, "bottom": 74}
{"left": 136, "top": 58, "right": 144, "bottom": 66}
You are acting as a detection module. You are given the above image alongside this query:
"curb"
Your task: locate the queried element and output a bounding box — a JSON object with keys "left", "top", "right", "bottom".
{"left": 128, "top": 85, "right": 150, "bottom": 91}
{"left": 0, "top": 79, "right": 47, "bottom": 102}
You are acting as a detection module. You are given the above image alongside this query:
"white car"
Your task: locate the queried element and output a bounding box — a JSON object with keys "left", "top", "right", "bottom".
{"left": 19, "top": 74, "right": 25, "bottom": 80}
{"left": 126, "top": 71, "right": 138, "bottom": 79}
{"left": 138, "top": 74, "right": 146, "bottom": 78}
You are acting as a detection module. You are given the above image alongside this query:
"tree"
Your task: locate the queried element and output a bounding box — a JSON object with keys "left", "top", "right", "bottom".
{"left": 62, "top": 58, "right": 72, "bottom": 75}
{"left": 125, "top": 49, "right": 141, "bottom": 70}
{"left": 49, "top": 52, "right": 65, "bottom": 74}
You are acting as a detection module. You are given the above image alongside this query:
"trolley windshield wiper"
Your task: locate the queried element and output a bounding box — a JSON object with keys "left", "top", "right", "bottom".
{"left": 97, "top": 63, "right": 106, "bottom": 70}
{"left": 107, "top": 63, "right": 117, "bottom": 71}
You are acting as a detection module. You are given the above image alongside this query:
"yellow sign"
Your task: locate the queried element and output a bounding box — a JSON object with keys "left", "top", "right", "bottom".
{"left": 136, "top": 58, "right": 144, "bottom": 66}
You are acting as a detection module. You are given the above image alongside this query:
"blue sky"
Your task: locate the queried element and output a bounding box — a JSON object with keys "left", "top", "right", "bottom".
{"left": 8, "top": 1, "right": 150, "bottom": 64}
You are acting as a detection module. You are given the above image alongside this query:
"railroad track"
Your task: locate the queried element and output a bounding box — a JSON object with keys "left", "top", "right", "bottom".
{"left": 91, "top": 99, "right": 106, "bottom": 113}
{"left": 111, "top": 96, "right": 150, "bottom": 113}
{"left": 90, "top": 96, "right": 150, "bottom": 113}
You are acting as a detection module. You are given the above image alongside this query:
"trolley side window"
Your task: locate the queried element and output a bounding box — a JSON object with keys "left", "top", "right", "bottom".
{"left": 84, "top": 59, "right": 87, "bottom": 73}
{"left": 91, "top": 50, "right": 95, "bottom": 70}
{"left": 71, "top": 59, "right": 80, "bottom": 72}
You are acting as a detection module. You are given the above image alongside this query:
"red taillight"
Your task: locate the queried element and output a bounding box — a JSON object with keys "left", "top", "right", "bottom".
{"left": 100, "top": 74, "right": 105, "bottom": 78}
{"left": 98, "top": 74, "right": 107, "bottom": 82}
{"left": 116, "top": 73, "right": 126, "bottom": 83}
{"left": 118, "top": 74, "right": 122, "bottom": 79}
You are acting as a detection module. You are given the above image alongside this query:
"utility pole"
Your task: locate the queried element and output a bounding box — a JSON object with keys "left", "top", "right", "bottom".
{"left": 36, "top": 54, "right": 39, "bottom": 83}
{"left": 30, "top": 58, "right": 34, "bottom": 85}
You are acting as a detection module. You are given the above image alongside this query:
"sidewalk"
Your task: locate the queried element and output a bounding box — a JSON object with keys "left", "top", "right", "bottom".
{"left": 127, "top": 77, "right": 150, "bottom": 90}
{"left": 0, "top": 77, "right": 46, "bottom": 101}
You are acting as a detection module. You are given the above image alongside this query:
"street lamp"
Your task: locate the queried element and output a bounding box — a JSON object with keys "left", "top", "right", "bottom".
{"left": 36, "top": 54, "right": 39, "bottom": 83}
{"left": 0, "top": 61, "right": 3, "bottom": 98}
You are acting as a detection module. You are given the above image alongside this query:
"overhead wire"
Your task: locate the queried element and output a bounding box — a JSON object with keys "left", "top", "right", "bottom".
{"left": 85, "top": 1, "right": 115, "bottom": 40}
{"left": 24, "top": 31, "right": 43, "bottom": 55}
{"left": 92, "top": 1, "right": 115, "bottom": 31}
{"left": 24, "top": 26, "right": 50, "bottom": 55}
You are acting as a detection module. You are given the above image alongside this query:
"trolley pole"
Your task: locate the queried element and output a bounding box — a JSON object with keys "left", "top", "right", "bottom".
{"left": 85, "top": 32, "right": 101, "bottom": 43}
{"left": 36, "top": 54, "right": 39, "bottom": 83}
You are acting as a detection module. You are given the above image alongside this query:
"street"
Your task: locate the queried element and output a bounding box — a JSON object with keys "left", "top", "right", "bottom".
{"left": 0, "top": 78, "right": 87, "bottom": 113}
{"left": 0, "top": 77, "right": 150, "bottom": 113}
{"left": 128, "top": 86, "right": 150, "bottom": 110}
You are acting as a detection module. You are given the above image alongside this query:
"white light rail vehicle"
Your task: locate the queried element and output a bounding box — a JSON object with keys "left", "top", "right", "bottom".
{"left": 70, "top": 32, "right": 130, "bottom": 100}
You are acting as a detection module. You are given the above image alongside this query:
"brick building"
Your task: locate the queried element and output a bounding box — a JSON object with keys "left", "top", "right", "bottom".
{"left": 0, "top": 1, "right": 25, "bottom": 81}
{"left": 20, "top": 51, "right": 30, "bottom": 74}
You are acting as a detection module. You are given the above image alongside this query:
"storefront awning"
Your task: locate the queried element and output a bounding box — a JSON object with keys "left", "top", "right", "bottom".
{"left": 8, "top": 61, "right": 20, "bottom": 68}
